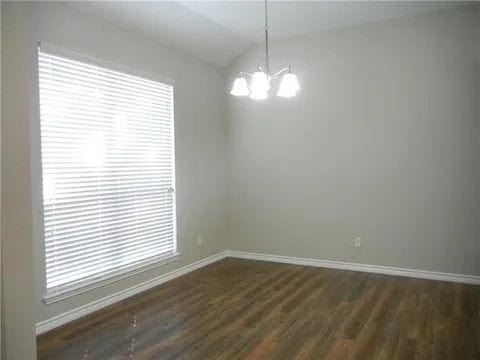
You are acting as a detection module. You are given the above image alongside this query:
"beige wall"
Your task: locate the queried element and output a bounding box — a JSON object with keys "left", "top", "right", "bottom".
{"left": 227, "top": 7, "right": 480, "bottom": 276}
{"left": 0, "top": 1, "right": 3, "bottom": 356}
{"left": 2, "top": 2, "right": 480, "bottom": 360}
{"left": 2, "top": 2, "right": 227, "bottom": 359}
{"left": 2, "top": 3, "right": 37, "bottom": 359}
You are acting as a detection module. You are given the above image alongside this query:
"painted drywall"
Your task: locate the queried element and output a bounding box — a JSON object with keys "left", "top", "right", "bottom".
{"left": 2, "top": 2, "right": 480, "bottom": 359}
{"left": 2, "top": 3, "right": 37, "bottom": 359}
{"left": 0, "top": 2, "right": 3, "bottom": 356}
{"left": 2, "top": 2, "right": 227, "bottom": 359}
{"left": 227, "top": 6, "right": 480, "bottom": 276}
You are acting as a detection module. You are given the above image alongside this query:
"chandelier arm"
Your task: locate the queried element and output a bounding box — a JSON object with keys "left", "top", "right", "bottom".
{"left": 271, "top": 67, "right": 291, "bottom": 78}
{"left": 240, "top": 71, "right": 254, "bottom": 77}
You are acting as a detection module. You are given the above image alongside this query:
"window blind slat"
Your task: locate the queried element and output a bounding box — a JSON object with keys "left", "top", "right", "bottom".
{"left": 39, "top": 56, "right": 171, "bottom": 92}
{"left": 45, "top": 240, "right": 175, "bottom": 278}
{"left": 46, "top": 228, "right": 175, "bottom": 267}
{"left": 44, "top": 213, "right": 174, "bottom": 245}
{"left": 47, "top": 244, "right": 175, "bottom": 288}
{"left": 39, "top": 49, "right": 176, "bottom": 294}
{"left": 39, "top": 108, "right": 173, "bottom": 128}
{"left": 39, "top": 55, "right": 171, "bottom": 92}
{"left": 39, "top": 84, "right": 173, "bottom": 111}
{"left": 43, "top": 184, "right": 172, "bottom": 197}
{"left": 44, "top": 194, "right": 173, "bottom": 214}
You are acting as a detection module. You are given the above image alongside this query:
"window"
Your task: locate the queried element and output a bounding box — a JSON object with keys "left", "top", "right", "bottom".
{"left": 38, "top": 46, "right": 177, "bottom": 301}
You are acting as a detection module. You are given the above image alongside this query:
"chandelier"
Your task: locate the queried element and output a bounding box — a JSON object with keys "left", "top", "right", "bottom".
{"left": 230, "top": 0, "right": 300, "bottom": 99}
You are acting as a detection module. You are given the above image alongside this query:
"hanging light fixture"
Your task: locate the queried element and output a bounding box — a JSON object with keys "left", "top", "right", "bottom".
{"left": 277, "top": 69, "right": 300, "bottom": 97}
{"left": 230, "top": 0, "right": 300, "bottom": 100}
{"left": 230, "top": 75, "right": 249, "bottom": 96}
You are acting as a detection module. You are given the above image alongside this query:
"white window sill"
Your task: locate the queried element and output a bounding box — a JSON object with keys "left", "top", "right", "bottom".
{"left": 43, "top": 252, "right": 180, "bottom": 305}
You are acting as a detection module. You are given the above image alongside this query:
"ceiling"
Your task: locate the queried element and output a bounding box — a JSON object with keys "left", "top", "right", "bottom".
{"left": 68, "top": 1, "right": 463, "bottom": 67}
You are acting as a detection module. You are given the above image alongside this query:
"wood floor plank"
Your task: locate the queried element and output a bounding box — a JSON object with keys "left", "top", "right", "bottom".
{"left": 37, "top": 258, "right": 480, "bottom": 360}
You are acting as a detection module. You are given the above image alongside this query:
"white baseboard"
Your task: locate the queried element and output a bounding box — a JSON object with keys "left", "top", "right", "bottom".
{"left": 36, "top": 251, "right": 228, "bottom": 335}
{"left": 37, "top": 249, "right": 480, "bottom": 335}
{"left": 226, "top": 250, "right": 480, "bottom": 286}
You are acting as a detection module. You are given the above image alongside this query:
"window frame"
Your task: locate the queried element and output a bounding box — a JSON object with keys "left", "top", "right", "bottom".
{"left": 33, "top": 43, "right": 179, "bottom": 304}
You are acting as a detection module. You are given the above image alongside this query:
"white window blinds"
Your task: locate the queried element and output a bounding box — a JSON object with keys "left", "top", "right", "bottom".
{"left": 38, "top": 47, "right": 177, "bottom": 299}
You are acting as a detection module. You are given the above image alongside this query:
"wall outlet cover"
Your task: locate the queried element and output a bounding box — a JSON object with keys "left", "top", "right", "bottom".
{"left": 354, "top": 236, "right": 362, "bottom": 247}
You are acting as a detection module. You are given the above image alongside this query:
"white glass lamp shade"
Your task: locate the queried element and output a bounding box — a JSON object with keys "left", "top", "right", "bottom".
{"left": 249, "top": 71, "right": 270, "bottom": 100}
{"left": 250, "top": 71, "right": 270, "bottom": 91}
{"left": 230, "top": 77, "right": 249, "bottom": 96}
{"left": 277, "top": 73, "right": 300, "bottom": 97}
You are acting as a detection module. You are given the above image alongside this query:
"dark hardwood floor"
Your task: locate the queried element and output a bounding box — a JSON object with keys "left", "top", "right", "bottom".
{"left": 37, "top": 258, "right": 480, "bottom": 359}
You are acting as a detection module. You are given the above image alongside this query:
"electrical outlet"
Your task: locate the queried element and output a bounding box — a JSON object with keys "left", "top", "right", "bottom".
{"left": 197, "top": 235, "right": 203, "bottom": 245}
{"left": 354, "top": 236, "right": 362, "bottom": 247}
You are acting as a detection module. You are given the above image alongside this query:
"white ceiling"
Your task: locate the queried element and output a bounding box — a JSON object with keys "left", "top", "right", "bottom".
{"left": 68, "top": 1, "right": 463, "bottom": 67}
